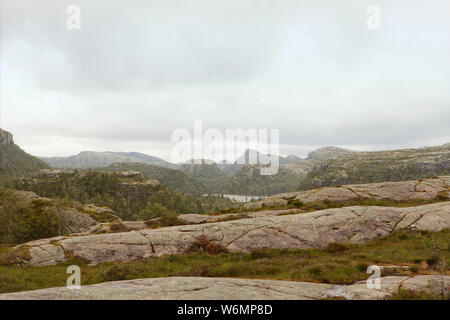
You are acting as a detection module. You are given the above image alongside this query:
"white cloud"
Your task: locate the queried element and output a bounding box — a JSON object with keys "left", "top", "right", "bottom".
{"left": 1, "top": 0, "right": 449, "bottom": 159}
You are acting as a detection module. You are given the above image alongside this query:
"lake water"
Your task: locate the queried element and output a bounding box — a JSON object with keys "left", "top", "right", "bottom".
{"left": 204, "top": 194, "right": 267, "bottom": 203}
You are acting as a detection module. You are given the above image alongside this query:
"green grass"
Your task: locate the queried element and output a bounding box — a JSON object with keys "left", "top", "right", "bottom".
{"left": 81, "top": 206, "right": 119, "bottom": 223}
{"left": 144, "top": 215, "right": 186, "bottom": 229}
{"left": 386, "top": 288, "right": 447, "bottom": 300}
{"left": 0, "top": 229, "right": 448, "bottom": 294}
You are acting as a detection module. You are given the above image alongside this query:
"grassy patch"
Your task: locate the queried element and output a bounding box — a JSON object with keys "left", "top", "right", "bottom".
{"left": 386, "top": 287, "right": 446, "bottom": 300}
{"left": 144, "top": 215, "right": 186, "bottom": 229}
{"left": 0, "top": 229, "right": 448, "bottom": 294}
{"left": 214, "top": 213, "right": 251, "bottom": 222}
{"left": 81, "top": 206, "right": 118, "bottom": 223}
{"left": 109, "top": 222, "right": 131, "bottom": 233}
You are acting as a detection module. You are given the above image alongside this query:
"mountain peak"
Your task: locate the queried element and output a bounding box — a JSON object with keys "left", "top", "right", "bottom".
{"left": 0, "top": 128, "right": 14, "bottom": 147}
{"left": 306, "top": 146, "right": 356, "bottom": 161}
{"left": 42, "top": 150, "right": 173, "bottom": 169}
{"left": 0, "top": 128, "right": 48, "bottom": 177}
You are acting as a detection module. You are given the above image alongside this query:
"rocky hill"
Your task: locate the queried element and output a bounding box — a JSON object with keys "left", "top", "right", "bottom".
{"left": 104, "top": 162, "right": 205, "bottom": 194}
{"left": 16, "top": 169, "right": 231, "bottom": 220}
{"left": 0, "top": 187, "right": 118, "bottom": 244}
{"left": 8, "top": 176, "right": 449, "bottom": 266}
{"left": 35, "top": 140, "right": 450, "bottom": 197}
{"left": 41, "top": 151, "right": 175, "bottom": 169}
{"left": 1, "top": 176, "right": 448, "bottom": 299}
{"left": 177, "top": 144, "right": 449, "bottom": 196}
{"left": 306, "top": 146, "right": 356, "bottom": 161}
{"left": 181, "top": 162, "right": 304, "bottom": 196}
{"left": 0, "top": 128, "right": 48, "bottom": 181}
{"left": 298, "top": 144, "right": 450, "bottom": 190}
{"left": 246, "top": 176, "right": 450, "bottom": 209}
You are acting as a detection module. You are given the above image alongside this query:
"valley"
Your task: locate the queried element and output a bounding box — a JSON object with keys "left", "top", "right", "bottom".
{"left": 0, "top": 127, "right": 449, "bottom": 300}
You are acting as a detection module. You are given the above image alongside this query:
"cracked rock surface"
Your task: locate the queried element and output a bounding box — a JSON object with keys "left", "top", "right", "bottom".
{"left": 90, "top": 208, "right": 303, "bottom": 234}
{"left": 13, "top": 201, "right": 450, "bottom": 266}
{"left": 0, "top": 275, "right": 447, "bottom": 300}
{"left": 246, "top": 176, "right": 450, "bottom": 209}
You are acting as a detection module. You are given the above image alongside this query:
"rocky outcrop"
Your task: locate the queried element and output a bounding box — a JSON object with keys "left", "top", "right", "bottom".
{"left": 297, "top": 145, "right": 450, "bottom": 190}
{"left": 18, "top": 169, "right": 161, "bottom": 208}
{"left": 0, "top": 128, "right": 14, "bottom": 147}
{"left": 246, "top": 177, "right": 450, "bottom": 209}
{"left": 117, "top": 179, "right": 160, "bottom": 199}
{"left": 0, "top": 188, "right": 118, "bottom": 235}
{"left": 0, "top": 128, "right": 49, "bottom": 177}
{"left": 0, "top": 275, "right": 447, "bottom": 300}
{"left": 306, "top": 146, "right": 356, "bottom": 161}
{"left": 178, "top": 208, "right": 301, "bottom": 224}
{"left": 38, "top": 169, "right": 74, "bottom": 178}
{"left": 245, "top": 198, "right": 288, "bottom": 210}
{"left": 90, "top": 209, "right": 303, "bottom": 233}
{"left": 11, "top": 201, "right": 450, "bottom": 266}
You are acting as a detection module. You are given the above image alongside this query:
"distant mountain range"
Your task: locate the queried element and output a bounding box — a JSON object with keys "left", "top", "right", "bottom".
{"left": 38, "top": 146, "right": 355, "bottom": 171}
{"left": 2, "top": 127, "right": 449, "bottom": 196}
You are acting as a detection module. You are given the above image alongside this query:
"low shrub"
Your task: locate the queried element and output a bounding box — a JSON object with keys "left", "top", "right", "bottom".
{"left": 145, "top": 215, "right": 186, "bottom": 229}
{"left": 425, "top": 255, "right": 440, "bottom": 267}
{"left": 103, "top": 265, "right": 131, "bottom": 281}
{"left": 307, "top": 266, "right": 323, "bottom": 275}
{"left": 387, "top": 288, "right": 441, "bottom": 300}
{"left": 409, "top": 266, "right": 419, "bottom": 273}
{"left": 188, "top": 236, "right": 228, "bottom": 255}
{"left": 109, "top": 222, "right": 130, "bottom": 233}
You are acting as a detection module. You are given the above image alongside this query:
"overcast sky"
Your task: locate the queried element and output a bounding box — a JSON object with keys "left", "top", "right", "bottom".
{"left": 1, "top": 0, "right": 449, "bottom": 161}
